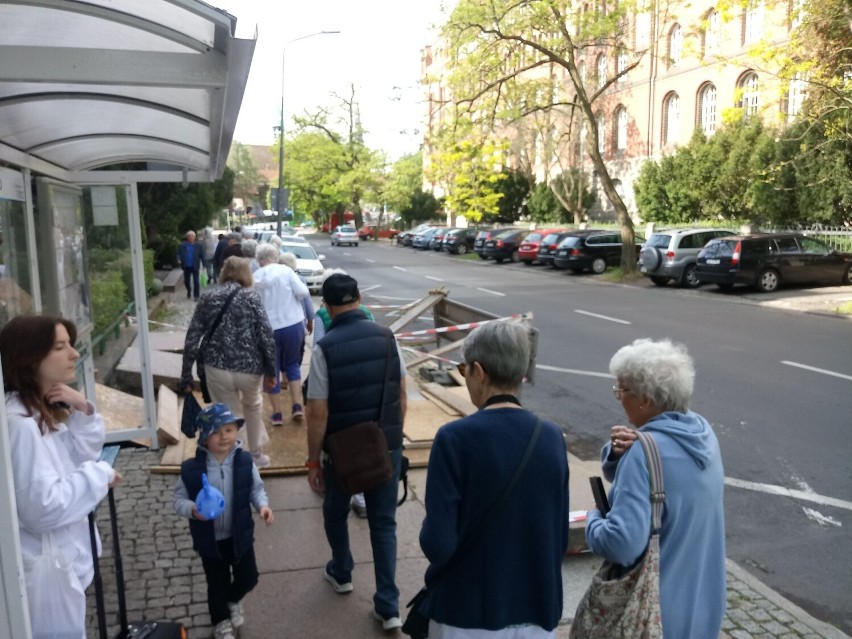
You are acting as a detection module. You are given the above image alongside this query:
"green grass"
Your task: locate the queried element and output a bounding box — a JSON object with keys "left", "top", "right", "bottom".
{"left": 457, "top": 252, "right": 483, "bottom": 260}
{"left": 836, "top": 301, "right": 852, "bottom": 315}
{"left": 602, "top": 267, "right": 645, "bottom": 283}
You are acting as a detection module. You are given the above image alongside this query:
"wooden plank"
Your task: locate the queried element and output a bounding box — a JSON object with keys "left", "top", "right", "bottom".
{"left": 420, "top": 382, "right": 477, "bottom": 417}
{"left": 419, "top": 386, "right": 461, "bottom": 416}
{"left": 156, "top": 384, "right": 180, "bottom": 446}
{"left": 404, "top": 334, "right": 467, "bottom": 369}
{"left": 403, "top": 398, "right": 453, "bottom": 442}
{"left": 388, "top": 289, "right": 447, "bottom": 334}
{"left": 159, "top": 433, "right": 187, "bottom": 466}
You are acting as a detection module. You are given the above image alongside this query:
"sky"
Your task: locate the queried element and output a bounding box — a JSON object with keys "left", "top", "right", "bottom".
{"left": 215, "top": 1, "right": 449, "bottom": 161}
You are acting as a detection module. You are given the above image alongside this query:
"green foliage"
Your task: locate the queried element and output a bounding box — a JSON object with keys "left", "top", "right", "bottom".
{"left": 385, "top": 153, "right": 424, "bottom": 215}
{"left": 89, "top": 270, "right": 127, "bottom": 335}
{"left": 489, "top": 169, "right": 530, "bottom": 224}
{"left": 401, "top": 190, "right": 441, "bottom": 226}
{"left": 527, "top": 182, "right": 567, "bottom": 223}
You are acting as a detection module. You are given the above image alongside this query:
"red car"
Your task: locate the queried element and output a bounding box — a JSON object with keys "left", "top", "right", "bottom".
{"left": 359, "top": 224, "right": 399, "bottom": 240}
{"left": 518, "top": 228, "right": 565, "bottom": 265}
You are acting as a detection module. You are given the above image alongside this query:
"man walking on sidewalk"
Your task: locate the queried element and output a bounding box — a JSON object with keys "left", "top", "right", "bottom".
{"left": 305, "top": 273, "right": 408, "bottom": 632}
{"left": 177, "top": 230, "right": 201, "bottom": 300}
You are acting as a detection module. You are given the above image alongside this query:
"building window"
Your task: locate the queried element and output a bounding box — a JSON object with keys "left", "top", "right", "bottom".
{"left": 698, "top": 83, "right": 717, "bottom": 135}
{"left": 615, "top": 107, "right": 628, "bottom": 151}
{"left": 635, "top": 12, "right": 650, "bottom": 48}
{"left": 739, "top": 71, "right": 759, "bottom": 116}
{"left": 617, "top": 50, "right": 629, "bottom": 82}
{"left": 743, "top": 0, "right": 764, "bottom": 44}
{"left": 597, "top": 113, "right": 606, "bottom": 153}
{"left": 662, "top": 92, "right": 680, "bottom": 145}
{"left": 669, "top": 24, "right": 683, "bottom": 66}
{"left": 787, "top": 72, "right": 807, "bottom": 119}
{"left": 597, "top": 54, "right": 607, "bottom": 88}
{"left": 703, "top": 9, "right": 721, "bottom": 56}
{"left": 579, "top": 60, "right": 587, "bottom": 85}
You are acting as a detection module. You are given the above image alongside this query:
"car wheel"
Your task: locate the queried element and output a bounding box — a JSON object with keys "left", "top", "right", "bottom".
{"left": 640, "top": 247, "right": 663, "bottom": 271}
{"left": 680, "top": 264, "right": 701, "bottom": 288}
{"left": 510, "top": 250, "right": 519, "bottom": 263}
{"left": 650, "top": 276, "right": 669, "bottom": 286}
{"left": 591, "top": 257, "right": 607, "bottom": 274}
{"left": 354, "top": 242, "right": 359, "bottom": 247}
{"left": 457, "top": 244, "right": 468, "bottom": 255}
{"left": 756, "top": 269, "right": 780, "bottom": 293}
{"left": 842, "top": 265, "right": 852, "bottom": 285}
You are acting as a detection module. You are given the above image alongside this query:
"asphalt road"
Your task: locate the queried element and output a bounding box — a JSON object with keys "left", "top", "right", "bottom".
{"left": 310, "top": 236, "right": 852, "bottom": 634}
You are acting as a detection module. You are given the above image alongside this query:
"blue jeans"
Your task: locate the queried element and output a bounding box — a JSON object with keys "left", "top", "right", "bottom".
{"left": 323, "top": 448, "right": 402, "bottom": 618}
{"left": 183, "top": 267, "right": 200, "bottom": 298}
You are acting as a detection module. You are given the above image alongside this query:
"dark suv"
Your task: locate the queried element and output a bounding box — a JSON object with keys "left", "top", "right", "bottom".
{"left": 443, "top": 227, "right": 477, "bottom": 254}
{"left": 474, "top": 228, "right": 517, "bottom": 260}
{"left": 484, "top": 229, "right": 529, "bottom": 263}
{"left": 696, "top": 233, "right": 852, "bottom": 292}
{"left": 537, "top": 230, "right": 577, "bottom": 267}
{"left": 553, "top": 230, "right": 643, "bottom": 274}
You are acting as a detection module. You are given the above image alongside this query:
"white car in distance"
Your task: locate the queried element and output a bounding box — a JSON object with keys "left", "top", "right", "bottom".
{"left": 331, "top": 225, "right": 359, "bottom": 246}
{"left": 280, "top": 241, "right": 326, "bottom": 294}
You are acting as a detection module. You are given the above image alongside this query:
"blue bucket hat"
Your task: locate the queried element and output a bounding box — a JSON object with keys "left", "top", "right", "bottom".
{"left": 196, "top": 403, "right": 241, "bottom": 444}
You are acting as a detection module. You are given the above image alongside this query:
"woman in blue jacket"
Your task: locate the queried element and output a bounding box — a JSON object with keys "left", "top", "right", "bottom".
{"left": 586, "top": 338, "right": 726, "bottom": 638}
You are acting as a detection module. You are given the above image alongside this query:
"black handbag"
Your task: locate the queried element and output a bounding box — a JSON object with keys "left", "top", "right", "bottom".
{"left": 402, "top": 418, "right": 543, "bottom": 638}
{"left": 195, "top": 286, "right": 240, "bottom": 402}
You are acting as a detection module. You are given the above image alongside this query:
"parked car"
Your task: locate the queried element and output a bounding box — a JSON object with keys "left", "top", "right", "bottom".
{"left": 695, "top": 233, "right": 852, "bottom": 292}
{"left": 537, "top": 230, "right": 577, "bottom": 267}
{"left": 429, "top": 227, "right": 451, "bottom": 250}
{"left": 359, "top": 224, "right": 399, "bottom": 240}
{"left": 639, "top": 228, "right": 735, "bottom": 288}
{"left": 412, "top": 226, "right": 442, "bottom": 249}
{"left": 474, "top": 228, "right": 517, "bottom": 260}
{"left": 279, "top": 241, "right": 326, "bottom": 294}
{"left": 443, "top": 227, "right": 477, "bottom": 254}
{"left": 398, "top": 223, "right": 433, "bottom": 246}
{"left": 519, "top": 228, "right": 564, "bottom": 265}
{"left": 484, "top": 229, "right": 529, "bottom": 263}
{"left": 330, "top": 225, "right": 359, "bottom": 246}
{"left": 553, "top": 230, "right": 643, "bottom": 273}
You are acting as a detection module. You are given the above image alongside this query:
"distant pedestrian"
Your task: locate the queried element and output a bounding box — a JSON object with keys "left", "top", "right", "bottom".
{"left": 241, "top": 239, "right": 259, "bottom": 272}
{"left": 201, "top": 227, "right": 218, "bottom": 284}
{"left": 220, "top": 232, "right": 243, "bottom": 263}
{"left": 177, "top": 230, "right": 202, "bottom": 299}
{"left": 582, "top": 338, "right": 726, "bottom": 638}
{"left": 174, "top": 403, "right": 274, "bottom": 639}
{"left": 213, "top": 233, "right": 228, "bottom": 283}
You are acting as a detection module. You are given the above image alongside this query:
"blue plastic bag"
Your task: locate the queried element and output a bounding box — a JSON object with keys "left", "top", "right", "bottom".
{"left": 195, "top": 473, "right": 226, "bottom": 519}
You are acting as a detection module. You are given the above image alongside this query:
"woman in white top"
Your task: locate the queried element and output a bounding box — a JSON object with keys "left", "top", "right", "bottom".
{"left": 0, "top": 314, "right": 121, "bottom": 638}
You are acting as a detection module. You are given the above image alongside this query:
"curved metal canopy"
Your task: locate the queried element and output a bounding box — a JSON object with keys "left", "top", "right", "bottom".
{"left": 0, "top": 0, "right": 256, "bottom": 183}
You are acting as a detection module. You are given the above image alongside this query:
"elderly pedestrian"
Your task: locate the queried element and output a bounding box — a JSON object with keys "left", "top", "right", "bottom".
{"left": 278, "top": 251, "right": 315, "bottom": 337}
{"left": 241, "top": 239, "right": 259, "bottom": 272}
{"left": 180, "top": 257, "right": 277, "bottom": 468}
{"left": 305, "top": 273, "right": 408, "bottom": 631}
{"left": 220, "top": 232, "right": 243, "bottom": 264}
{"left": 177, "top": 230, "right": 202, "bottom": 299}
{"left": 201, "top": 227, "right": 218, "bottom": 285}
{"left": 416, "top": 321, "right": 569, "bottom": 637}
{"left": 584, "top": 338, "right": 726, "bottom": 638}
{"left": 253, "top": 243, "right": 311, "bottom": 425}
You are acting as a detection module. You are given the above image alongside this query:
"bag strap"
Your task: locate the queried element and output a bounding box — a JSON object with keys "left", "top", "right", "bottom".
{"left": 376, "top": 332, "right": 394, "bottom": 425}
{"left": 635, "top": 430, "right": 665, "bottom": 535}
{"left": 424, "top": 417, "right": 543, "bottom": 589}
{"left": 201, "top": 286, "right": 241, "bottom": 346}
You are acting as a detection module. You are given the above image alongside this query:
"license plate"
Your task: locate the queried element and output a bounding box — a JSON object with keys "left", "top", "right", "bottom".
{"left": 706, "top": 259, "right": 720, "bottom": 265}
{"left": 558, "top": 250, "right": 567, "bottom": 256}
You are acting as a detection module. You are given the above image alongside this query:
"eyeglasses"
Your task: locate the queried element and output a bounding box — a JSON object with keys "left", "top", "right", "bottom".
{"left": 612, "top": 385, "right": 632, "bottom": 400}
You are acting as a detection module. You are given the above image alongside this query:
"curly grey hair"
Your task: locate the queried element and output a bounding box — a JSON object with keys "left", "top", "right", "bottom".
{"left": 278, "top": 251, "right": 297, "bottom": 270}
{"left": 255, "top": 243, "right": 279, "bottom": 266}
{"left": 463, "top": 321, "right": 530, "bottom": 389}
{"left": 241, "top": 239, "right": 258, "bottom": 258}
{"left": 609, "top": 338, "right": 695, "bottom": 413}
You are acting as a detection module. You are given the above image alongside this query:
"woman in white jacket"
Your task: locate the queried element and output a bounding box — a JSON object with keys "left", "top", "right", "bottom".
{"left": 0, "top": 315, "right": 121, "bottom": 639}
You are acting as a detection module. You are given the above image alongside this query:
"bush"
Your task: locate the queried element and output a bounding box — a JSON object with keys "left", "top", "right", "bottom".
{"left": 149, "top": 235, "right": 180, "bottom": 269}
{"left": 90, "top": 271, "right": 127, "bottom": 334}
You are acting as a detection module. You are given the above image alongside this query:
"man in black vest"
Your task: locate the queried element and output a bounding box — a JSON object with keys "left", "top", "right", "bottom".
{"left": 305, "top": 273, "right": 407, "bottom": 631}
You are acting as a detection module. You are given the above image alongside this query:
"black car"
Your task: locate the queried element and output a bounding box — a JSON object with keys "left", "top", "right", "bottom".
{"left": 429, "top": 227, "right": 450, "bottom": 250}
{"left": 553, "top": 230, "right": 642, "bottom": 273}
{"left": 537, "top": 230, "right": 577, "bottom": 267}
{"left": 695, "top": 233, "right": 852, "bottom": 292}
{"left": 473, "top": 228, "right": 500, "bottom": 259}
{"left": 483, "top": 229, "right": 528, "bottom": 263}
{"left": 443, "top": 227, "right": 477, "bottom": 254}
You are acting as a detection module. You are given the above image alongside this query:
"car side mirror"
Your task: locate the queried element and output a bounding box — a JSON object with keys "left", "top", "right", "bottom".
{"left": 318, "top": 254, "right": 326, "bottom": 260}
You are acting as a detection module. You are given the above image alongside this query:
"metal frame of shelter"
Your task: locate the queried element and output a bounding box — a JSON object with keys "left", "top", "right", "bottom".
{"left": 0, "top": 1, "right": 255, "bottom": 635}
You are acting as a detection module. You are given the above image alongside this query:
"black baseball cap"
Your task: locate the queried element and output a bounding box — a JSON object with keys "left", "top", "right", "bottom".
{"left": 322, "top": 273, "right": 360, "bottom": 306}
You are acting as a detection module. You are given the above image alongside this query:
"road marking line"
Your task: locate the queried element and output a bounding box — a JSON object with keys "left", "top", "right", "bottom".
{"left": 393, "top": 266, "right": 407, "bottom": 272}
{"left": 725, "top": 477, "right": 852, "bottom": 511}
{"left": 365, "top": 259, "right": 375, "bottom": 263}
{"left": 425, "top": 275, "right": 444, "bottom": 282}
{"left": 781, "top": 360, "right": 852, "bottom": 381}
{"left": 536, "top": 364, "right": 614, "bottom": 379}
{"left": 574, "top": 309, "right": 631, "bottom": 325}
{"left": 343, "top": 252, "right": 350, "bottom": 256}
{"left": 477, "top": 287, "right": 506, "bottom": 297}
{"left": 360, "top": 284, "right": 381, "bottom": 293}
{"left": 802, "top": 507, "right": 842, "bottom": 527}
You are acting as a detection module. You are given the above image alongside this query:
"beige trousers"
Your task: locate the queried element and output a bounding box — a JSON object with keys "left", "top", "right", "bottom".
{"left": 205, "top": 365, "right": 269, "bottom": 454}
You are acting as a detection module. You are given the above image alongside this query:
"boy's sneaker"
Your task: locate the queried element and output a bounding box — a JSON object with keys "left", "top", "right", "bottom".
{"left": 291, "top": 403, "right": 304, "bottom": 421}
{"left": 213, "top": 619, "right": 236, "bottom": 639}
{"left": 270, "top": 412, "right": 283, "bottom": 426}
{"left": 228, "top": 601, "right": 244, "bottom": 628}
{"left": 371, "top": 611, "right": 403, "bottom": 631}
{"left": 323, "top": 569, "right": 353, "bottom": 594}
{"left": 350, "top": 493, "right": 367, "bottom": 518}
{"left": 251, "top": 452, "right": 270, "bottom": 468}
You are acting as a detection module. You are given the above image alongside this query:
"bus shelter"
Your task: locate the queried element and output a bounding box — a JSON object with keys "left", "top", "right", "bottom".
{"left": 0, "top": 1, "right": 255, "bottom": 634}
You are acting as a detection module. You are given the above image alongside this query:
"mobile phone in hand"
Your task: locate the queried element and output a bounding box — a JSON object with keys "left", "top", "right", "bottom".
{"left": 590, "top": 476, "right": 610, "bottom": 516}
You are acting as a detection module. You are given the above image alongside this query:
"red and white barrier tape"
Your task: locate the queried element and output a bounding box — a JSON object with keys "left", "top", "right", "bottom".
{"left": 394, "top": 312, "right": 531, "bottom": 338}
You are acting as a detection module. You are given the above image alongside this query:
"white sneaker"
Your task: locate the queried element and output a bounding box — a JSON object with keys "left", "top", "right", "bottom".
{"left": 372, "top": 610, "right": 403, "bottom": 631}
{"left": 323, "top": 569, "right": 353, "bottom": 594}
{"left": 228, "top": 601, "right": 244, "bottom": 628}
{"left": 350, "top": 493, "right": 367, "bottom": 518}
{"left": 214, "top": 619, "right": 236, "bottom": 639}
{"left": 251, "top": 452, "right": 270, "bottom": 468}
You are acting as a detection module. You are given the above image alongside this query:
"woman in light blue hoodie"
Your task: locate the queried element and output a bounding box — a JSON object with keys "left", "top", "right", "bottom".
{"left": 586, "top": 338, "right": 726, "bottom": 639}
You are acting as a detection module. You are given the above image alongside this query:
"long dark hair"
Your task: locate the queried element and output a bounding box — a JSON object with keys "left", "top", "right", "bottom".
{"left": 0, "top": 315, "right": 77, "bottom": 433}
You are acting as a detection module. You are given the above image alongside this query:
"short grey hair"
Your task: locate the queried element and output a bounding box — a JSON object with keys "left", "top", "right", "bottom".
{"left": 609, "top": 338, "right": 694, "bottom": 413}
{"left": 463, "top": 321, "right": 530, "bottom": 389}
{"left": 241, "top": 239, "right": 258, "bottom": 258}
{"left": 255, "top": 243, "right": 279, "bottom": 265}
{"left": 278, "top": 251, "right": 297, "bottom": 270}
{"left": 269, "top": 234, "right": 283, "bottom": 248}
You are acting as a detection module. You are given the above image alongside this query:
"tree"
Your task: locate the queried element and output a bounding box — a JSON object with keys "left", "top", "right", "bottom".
{"left": 438, "top": 0, "right": 650, "bottom": 272}
{"left": 227, "top": 142, "right": 261, "bottom": 219}
{"left": 400, "top": 190, "right": 441, "bottom": 227}
{"left": 490, "top": 169, "right": 531, "bottom": 224}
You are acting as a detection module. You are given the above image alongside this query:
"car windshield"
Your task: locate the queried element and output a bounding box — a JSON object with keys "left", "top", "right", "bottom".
{"left": 524, "top": 232, "right": 544, "bottom": 242}
{"left": 541, "top": 233, "right": 561, "bottom": 244}
{"left": 495, "top": 229, "right": 519, "bottom": 239}
{"left": 282, "top": 245, "right": 319, "bottom": 259}
{"left": 646, "top": 234, "right": 672, "bottom": 249}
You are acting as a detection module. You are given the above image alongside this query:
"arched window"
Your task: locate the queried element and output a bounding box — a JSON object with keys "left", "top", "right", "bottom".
{"left": 662, "top": 92, "right": 680, "bottom": 145}
{"left": 669, "top": 24, "right": 683, "bottom": 66}
{"left": 703, "top": 9, "right": 721, "bottom": 56}
{"left": 597, "top": 113, "right": 606, "bottom": 153}
{"left": 787, "top": 72, "right": 807, "bottom": 120}
{"left": 738, "top": 71, "right": 759, "bottom": 116}
{"left": 615, "top": 107, "right": 628, "bottom": 151}
{"left": 597, "top": 54, "right": 607, "bottom": 88}
{"left": 617, "top": 50, "right": 629, "bottom": 82}
{"left": 743, "top": 0, "right": 764, "bottom": 44}
{"left": 698, "top": 83, "right": 717, "bottom": 136}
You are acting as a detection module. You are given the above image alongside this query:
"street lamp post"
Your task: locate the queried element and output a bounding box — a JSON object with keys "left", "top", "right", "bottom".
{"left": 276, "top": 30, "right": 341, "bottom": 237}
